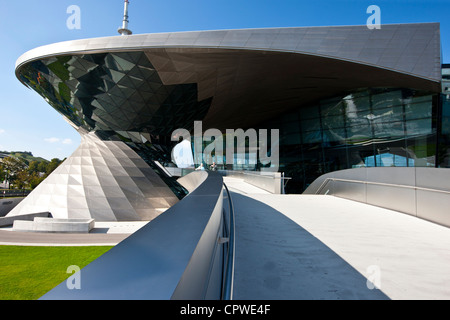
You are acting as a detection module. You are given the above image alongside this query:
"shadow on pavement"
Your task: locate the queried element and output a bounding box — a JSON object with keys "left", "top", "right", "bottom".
{"left": 230, "top": 192, "right": 389, "bottom": 300}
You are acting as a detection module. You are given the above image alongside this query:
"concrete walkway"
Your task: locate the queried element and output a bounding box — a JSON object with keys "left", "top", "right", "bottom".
{"left": 224, "top": 177, "right": 450, "bottom": 300}
{"left": 0, "top": 222, "right": 148, "bottom": 246}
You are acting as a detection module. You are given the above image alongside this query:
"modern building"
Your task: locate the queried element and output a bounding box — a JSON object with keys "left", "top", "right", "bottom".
{"left": 7, "top": 22, "right": 448, "bottom": 221}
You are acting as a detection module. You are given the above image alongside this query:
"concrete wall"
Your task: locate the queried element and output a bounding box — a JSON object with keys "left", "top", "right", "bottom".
{"left": 13, "top": 217, "right": 94, "bottom": 233}
{"left": 0, "top": 197, "right": 24, "bottom": 217}
{"left": 304, "top": 167, "right": 450, "bottom": 228}
{"left": 0, "top": 211, "right": 50, "bottom": 227}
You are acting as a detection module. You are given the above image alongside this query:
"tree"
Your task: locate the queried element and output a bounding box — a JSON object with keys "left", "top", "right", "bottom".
{"left": 15, "top": 170, "right": 30, "bottom": 190}
{"left": 46, "top": 158, "right": 62, "bottom": 175}
{"left": 0, "top": 162, "right": 5, "bottom": 184}
{"left": 37, "top": 161, "right": 48, "bottom": 173}
{"left": 1, "top": 156, "right": 27, "bottom": 189}
{"left": 29, "top": 172, "right": 45, "bottom": 189}
{"left": 27, "top": 160, "right": 40, "bottom": 175}
{"left": 0, "top": 155, "right": 64, "bottom": 190}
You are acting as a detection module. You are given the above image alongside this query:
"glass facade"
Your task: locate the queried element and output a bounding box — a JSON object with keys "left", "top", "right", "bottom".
{"left": 438, "top": 65, "right": 450, "bottom": 167}
{"left": 254, "top": 88, "right": 439, "bottom": 193}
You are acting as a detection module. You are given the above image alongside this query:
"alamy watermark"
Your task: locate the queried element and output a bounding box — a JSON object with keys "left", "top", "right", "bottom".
{"left": 65, "top": 4, "right": 380, "bottom": 31}
{"left": 171, "top": 121, "right": 280, "bottom": 172}
{"left": 366, "top": 265, "right": 381, "bottom": 290}
{"left": 367, "top": 5, "right": 381, "bottom": 30}
{"left": 66, "top": 265, "right": 81, "bottom": 290}
{"left": 66, "top": 5, "right": 81, "bottom": 30}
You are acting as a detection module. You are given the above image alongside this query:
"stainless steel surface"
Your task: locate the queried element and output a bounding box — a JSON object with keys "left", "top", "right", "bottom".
{"left": 170, "top": 188, "right": 224, "bottom": 300}
{"left": 16, "top": 23, "right": 441, "bottom": 83}
{"left": 305, "top": 167, "right": 450, "bottom": 227}
{"left": 222, "top": 183, "right": 235, "bottom": 300}
{"left": 118, "top": 0, "right": 132, "bottom": 36}
{"left": 7, "top": 132, "right": 179, "bottom": 222}
{"left": 15, "top": 24, "right": 441, "bottom": 132}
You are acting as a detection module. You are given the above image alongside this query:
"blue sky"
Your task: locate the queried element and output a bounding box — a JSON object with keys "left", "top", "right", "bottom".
{"left": 0, "top": 0, "right": 449, "bottom": 161}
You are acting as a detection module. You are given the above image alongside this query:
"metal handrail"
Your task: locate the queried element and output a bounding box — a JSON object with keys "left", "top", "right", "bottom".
{"left": 315, "top": 178, "right": 332, "bottom": 195}
{"left": 242, "top": 171, "right": 291, "bottom": 179}
{"left": 222, "top": 183, "right": 235, "bottom": 300}
{"left": 316, "top": 177, "right": 450, "bottom": 195}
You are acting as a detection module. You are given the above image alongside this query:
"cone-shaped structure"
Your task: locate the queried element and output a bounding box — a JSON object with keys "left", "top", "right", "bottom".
{"left": 7, "top": 132, "right": 178, "bottom": 221}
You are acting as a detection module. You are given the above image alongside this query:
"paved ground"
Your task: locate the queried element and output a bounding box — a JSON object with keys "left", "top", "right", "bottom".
{"left": 224, "top": 177, "right": 450, "bottom": 300}
{"left": 0, "top": 221, "right": 148, "bottom": 246}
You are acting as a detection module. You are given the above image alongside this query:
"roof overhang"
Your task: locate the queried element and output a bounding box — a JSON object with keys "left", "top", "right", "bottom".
{"left": 16, "top": 23, "right": 442, "bottom": 130}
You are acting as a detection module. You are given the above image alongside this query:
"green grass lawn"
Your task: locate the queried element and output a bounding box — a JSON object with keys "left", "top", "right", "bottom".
{"left": 0, "top": 245, "right": 112, "bottom": 300}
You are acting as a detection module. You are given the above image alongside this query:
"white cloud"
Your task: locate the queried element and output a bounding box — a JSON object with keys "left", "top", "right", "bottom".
{"left": 62, "top": 138, "right": 73, "bottom": 145}
{"left": 44, "top": 137, "right": 60, "bottom": 143}
{"left": 45, "top": 137, "right": 74, "bottom": 145}
{"left": 0, "top": 129, "right": 5, "bottom": 134}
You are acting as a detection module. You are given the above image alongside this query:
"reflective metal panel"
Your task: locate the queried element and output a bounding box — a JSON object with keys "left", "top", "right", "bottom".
{"left": 416, "top": 189, "right": 450, "bottom": 226}
{"left": 305, "top": 167, "right": 450, "bottom": 228}
{"left": 7, "top": 133, "right": 179, "bottom": 221}
{"left": 16, "top": 23, "right": 442, "bottom": 82}
{"left": 366, "top": 184, "right": 416, "bottom": 216}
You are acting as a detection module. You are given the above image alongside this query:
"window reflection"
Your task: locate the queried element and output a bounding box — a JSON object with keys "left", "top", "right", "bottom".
{"left": 260, "top": 88, "right": 438, "bottom": 193}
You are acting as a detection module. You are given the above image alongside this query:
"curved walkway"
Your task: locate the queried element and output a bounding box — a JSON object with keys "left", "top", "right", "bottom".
{"left": 225, "top": 177, "right": 450, "bottom": 300}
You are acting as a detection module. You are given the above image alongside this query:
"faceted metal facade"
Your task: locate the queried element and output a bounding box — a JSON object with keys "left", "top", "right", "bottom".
{"left": 19, "top": 51, "right": 211, "bottom": 169}
{"left": 8, "top": 133, "right": 179, "bottom": 221}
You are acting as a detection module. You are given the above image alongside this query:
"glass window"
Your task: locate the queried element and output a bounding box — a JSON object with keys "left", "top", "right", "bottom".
{"left": 346, "top": 123, "right": 372, "bottom": 143}
{"left": 371, "top": 90, "right": 403, "bottom": 111}
{"left": 298, "top": 105, "right": 320, "bottom": 119}
{"left": 373, "top": 121, "right": 404, "bottom": 138}
{"left": 442, "top": 116, "right": 450, "bottom": 135}
{"left": 322, "top": 114, "right": 345, "bottom": 130}
{"left": 343, "top": 94, "right": 371, "bottom": 113}
{"left": 441, "top": 97, "right": 450, "bottom": 136}
{"left": 364, "top": 155, "right": 376, "bottom": 167}
{"left": 301, "top": 130, "right": 322, "bottom": 144}
{"left": 405, "top": 98, "right": 432, "bottom": 120}
{"left": 372, "top": 141, "right": 412, "bottom": 167}
{"left": 301, "top": 118, "right": 321, "bottom": 132}
{"left": 321, "top": 99, "right": 344, "bottom": 117}
{"left": 442, "top": 97, "right": 450, "bottom": 117}
{"left": 323, "top": 128, "right": 346, "bottom": 143}
{"left": 280, "top": 120, "right": 300, "bottom": 134}
{"left": 281, "top": 133, "right": 301, "bottom": 145}
{"left": 406, "top": 118, "right": 432, "bottom": 136}
{"left": 407, "top": 136, "right": 436, "bottom": 167}
{"left": 111, "top": 54, "right": 136, "bottom": 72}
{"left": 371, "top": 105, "right": 404, "bottom": 121}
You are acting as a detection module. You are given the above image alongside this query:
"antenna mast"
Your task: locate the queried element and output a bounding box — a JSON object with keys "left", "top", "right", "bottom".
{"left": 118, "top": 0, "right": 132, "bottom": 35}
